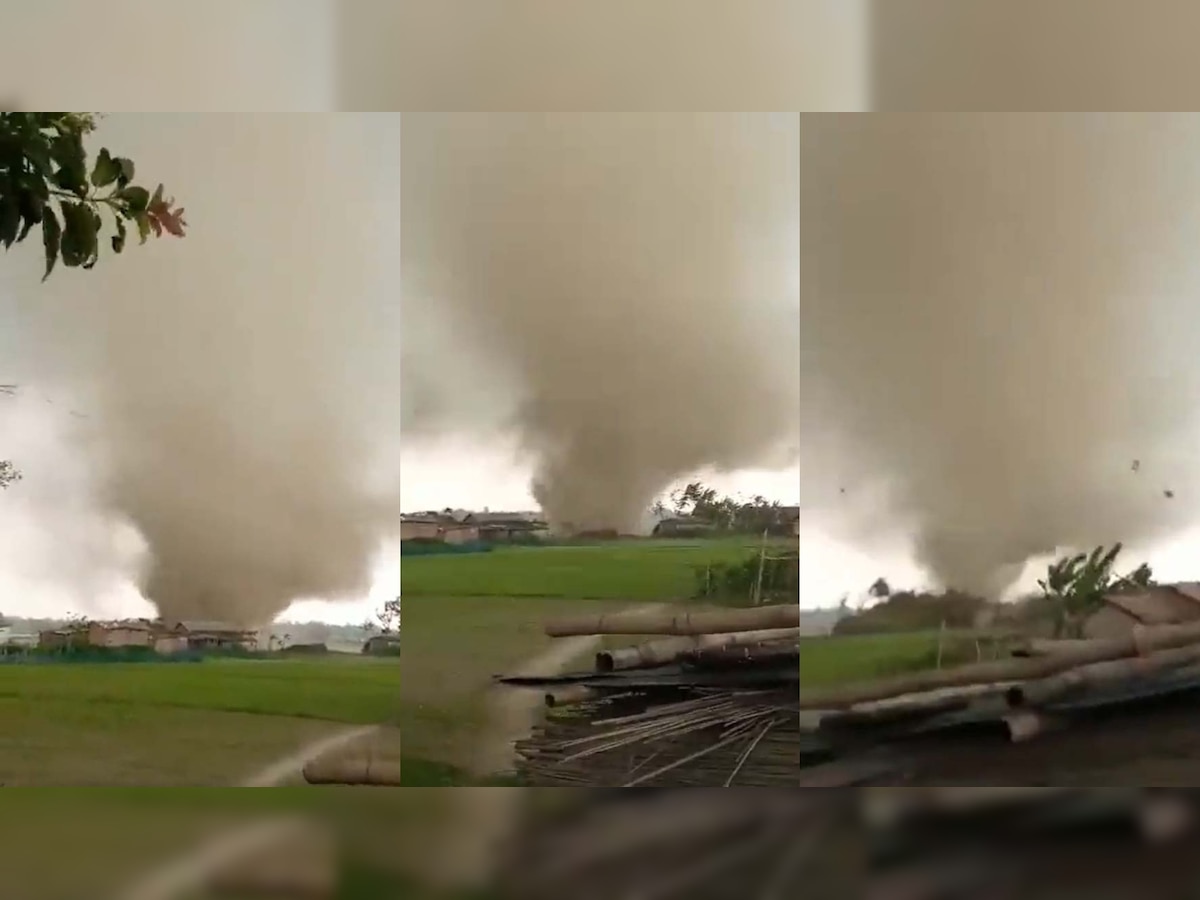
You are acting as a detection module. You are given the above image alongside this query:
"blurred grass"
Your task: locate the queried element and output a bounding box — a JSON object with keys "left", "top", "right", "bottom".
{"left": 800, "top": 630, "right": 987, "bottom": 688}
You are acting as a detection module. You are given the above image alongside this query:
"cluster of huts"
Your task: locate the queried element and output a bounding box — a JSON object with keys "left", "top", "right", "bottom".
{"left": 37, "top": 618, "right": 259, "bottom": 654}
{"left": 400, "top": 509, "right": 549, "bottom": 545}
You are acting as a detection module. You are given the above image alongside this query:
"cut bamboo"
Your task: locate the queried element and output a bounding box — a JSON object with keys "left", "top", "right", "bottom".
{"left": 545, "top": 685, "right": 600, "bottom": 708}
{"left": 1012, "top": 638, "right": 1098, "bottom": 657}
{"left": 597, "top": 627, "right": 801, "bottom": 672}
{"left": 681, "top": 643, "right": 798, "bottom": 667}
{"left": 1005, "top": 642, "right": 1200, "bottom": 708}
{"left": 545, "top": 603, "right": 799, "bottom": 638}
{"left": 302, "top": 755, "right": 403, "bottom": 786}
{"left": 799, "top": 619, "right": 1200, "bottom": 710}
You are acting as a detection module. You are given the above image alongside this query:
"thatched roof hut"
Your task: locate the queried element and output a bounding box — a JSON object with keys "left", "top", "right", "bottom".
{"left": 1082, "top": 581, "right": 1200, "bottom": 639}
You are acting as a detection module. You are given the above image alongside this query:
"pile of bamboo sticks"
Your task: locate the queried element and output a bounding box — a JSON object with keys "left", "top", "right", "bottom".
{"left": 505, "top": 602, "right": 801, "bottom": 787}
{"left": 798, "top": 618, "right": 1200, "bottom": 778}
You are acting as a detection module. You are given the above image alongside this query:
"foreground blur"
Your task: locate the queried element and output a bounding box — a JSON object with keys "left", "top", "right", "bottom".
{"left": 4, "top": 789, "right": 1199, "bottom": 899}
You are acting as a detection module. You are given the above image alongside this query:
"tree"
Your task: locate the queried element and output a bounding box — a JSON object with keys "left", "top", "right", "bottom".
{"left": 377, "top": 596, "right": 401, "bottom": 634}
{"left": 1, "top": 112, "right": 186, "bottom": 279}
{"left": 0, "top": 112, "right": 186, "bottom": 485}
{"left": 1037, "top": 543, "right": 1154, "bottom": 638}
{"left": 868, "top": 577, "right": 892, "bottom": 599}
{"left": 668, "top": 480, "right": 791, "bottom": 534}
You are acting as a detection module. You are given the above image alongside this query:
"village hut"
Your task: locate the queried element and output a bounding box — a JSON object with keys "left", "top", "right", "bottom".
{"left": 1081, "top": 582, "right": 1200, "bottom": 640}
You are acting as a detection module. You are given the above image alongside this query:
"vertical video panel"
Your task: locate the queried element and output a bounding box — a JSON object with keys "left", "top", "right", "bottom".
{"left": 870, "top": 0, "right": 1200, "bottom": 110}
{"left": 398, "top": 113, "right": 800, "bottom": 801}
{"left": 799, "top": 113, "right": 1200, "bottom": 794}
{"left": 0, "top": 111, "right": 409, "bottom": 894}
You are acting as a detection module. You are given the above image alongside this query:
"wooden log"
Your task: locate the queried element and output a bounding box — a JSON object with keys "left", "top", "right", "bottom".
{"left": 545, "top": 685, "right": 600, "bottom": 708}
{"left": 1011, "top": 638, "right": 1098, "bottom": 657}
{"left": 596, "top": 627, "right": 801, "bottom": 671}
{"left": 681, "top": 642, "right": 799, "bottom": 667}
{"left": 302, "top": 755, "right": 403, "bottom": 786}
{"left": 1005, "top": 642, "right": 1200, "bottom": 708}
{"left": 545, "top": 604, "right": 799, "bottom": 638}
{"left": 799, "top": 620, "right": 1200, "bottom": 710}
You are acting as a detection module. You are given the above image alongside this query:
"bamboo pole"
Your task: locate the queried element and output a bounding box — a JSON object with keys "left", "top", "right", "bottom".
{"left": 799, "top": 619, "right": 1200, "bottom": 710}
{"left": 752, "top": 529, "right": 767, "bottom": 605}
{"left": 302, "top": 755, "right": 403, "bottom": 786}
{"left": 596, "top": 627, "right": 801, "bottom": 671}
{"left": 545, "top": 685, "right": 600, "bottom": 708}
{"left": 545, "top": 603, "right": 799, "bottom": 637}
{"left": 1012, "top": 638, "right": 1102, "bottom": 657}
{"left": 1005, "top": 643, "right": 1200, "bottom": 708}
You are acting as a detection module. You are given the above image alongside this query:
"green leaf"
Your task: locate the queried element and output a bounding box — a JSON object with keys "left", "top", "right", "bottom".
{"left": 115, "top": 157, "right": 135, "bottom": 187}
{"left": 90, "top": 147, "right": 120, "bottom": 188}
{"left": 49, "top": 132, "right": 87, "bottom": 196}
{"left": 81, "top": 211, "right": 102, "bottom": 268}
{"left": 0, "top": 192, "right": 19, "bottom": 249}
{"left": 21, "top": 136, "right": 52, "bottom": 177}
{"left": 134, "top": 211, "right": 151, "bottom": 244}
{"left": 16, "top": 190, "right": 44, "bottom": 243}
{"left": 111, "top": 216, "right": 126, "bottom": 253}
{"left": 41, "top": 209, "right": 61, "bottom": 281}
{"left": 119, "top": 185, "right": 150, "bottom": 213}
{"left": 58, "top": 201, "right": 97, "bottom": 268}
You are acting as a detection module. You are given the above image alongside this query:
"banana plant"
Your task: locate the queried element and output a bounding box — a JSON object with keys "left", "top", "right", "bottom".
{"left": 1038, "top": 543, "right": 1152, "bottom": 638}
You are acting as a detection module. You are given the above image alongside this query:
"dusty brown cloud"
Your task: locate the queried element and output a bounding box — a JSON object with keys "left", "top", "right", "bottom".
{"left": 800, "top": 114, "right": 1200, "bottom": 595}
{"left": 24, "top": 114, "right": 402, "bottom": 625}
{"left": 401, "top": 114, "right": 799, "bottom": 532}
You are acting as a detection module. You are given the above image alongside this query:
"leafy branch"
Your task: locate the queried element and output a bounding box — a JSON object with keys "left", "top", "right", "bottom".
{"left": 1037, "top": 543, "right": 1154, "bottom": 638}
{"left": 0, "top": 112, "right": 186, "bottom": 281}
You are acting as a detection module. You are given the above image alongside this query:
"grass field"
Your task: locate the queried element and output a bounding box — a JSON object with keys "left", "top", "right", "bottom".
{"left": 799, "top": 631, "right": 944, "bottom": 688}
{"left": 0, "top": 656, "right": 403, "bottom": 785}
{"left": 400, "top": 537, "right": 793, "bottom": 599}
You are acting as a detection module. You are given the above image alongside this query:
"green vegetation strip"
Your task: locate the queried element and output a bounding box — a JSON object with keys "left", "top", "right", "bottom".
{"left": 400, "top": 539, "right": 794, "bottom": 599}
{"left": 0, "top": 658, "right": 399, "bottom": 724}
{"left": 800, "top": 631, "right": 955, "bottom": 688}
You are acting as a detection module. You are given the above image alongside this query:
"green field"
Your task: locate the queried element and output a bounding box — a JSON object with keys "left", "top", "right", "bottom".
{"left": 398, "top": 594, "right": 632, "bottom": 769}
{"left": 400, "top": 537, "right": 793, "bottom": 599}
{"left": 0, "top": 657, "right": 403, "bottom": 786}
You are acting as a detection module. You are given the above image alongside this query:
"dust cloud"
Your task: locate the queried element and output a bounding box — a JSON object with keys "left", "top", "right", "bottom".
{"left": 400, "top": 114, "right": 799, "bottom": 533}
{"left": 800, "top": 115, "right": 1200, "bottom": 597}
{"left": 24, "top": 114, "right": 403, "bottom": 625}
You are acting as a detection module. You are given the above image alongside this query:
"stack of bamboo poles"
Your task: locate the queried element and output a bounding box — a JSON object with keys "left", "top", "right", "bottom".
{"left": 801, "top": 619, "right": 1200, "bottom": 764}
{"left": 507, "top": 603, "right": 801, "bottom": 787}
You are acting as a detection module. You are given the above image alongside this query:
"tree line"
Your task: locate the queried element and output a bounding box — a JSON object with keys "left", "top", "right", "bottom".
{"left": 652, "top": 480, "right": 796, "bottom": 536}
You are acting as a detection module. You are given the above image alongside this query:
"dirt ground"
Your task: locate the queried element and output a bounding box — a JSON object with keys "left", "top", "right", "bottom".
{"left": 889, "top": 700, "right": 1200, "bottom": 785}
